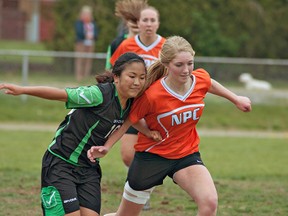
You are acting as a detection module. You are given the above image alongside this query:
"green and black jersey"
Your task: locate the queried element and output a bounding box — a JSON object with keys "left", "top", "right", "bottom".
{"left": 105, "top": 33, "right": 128, "bottom": 70}
{"left": 47, "top": 83, "right": 133, "bottom": 167}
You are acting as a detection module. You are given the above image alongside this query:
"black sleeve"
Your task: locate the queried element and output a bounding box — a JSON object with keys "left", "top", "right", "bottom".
{"left": 110, "top": 34, "right": 126, "bottom": 56}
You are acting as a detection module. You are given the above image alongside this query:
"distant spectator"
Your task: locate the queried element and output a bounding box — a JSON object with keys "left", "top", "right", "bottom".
{"left": 75, "top": 5, "right": 99, "bottom": 82}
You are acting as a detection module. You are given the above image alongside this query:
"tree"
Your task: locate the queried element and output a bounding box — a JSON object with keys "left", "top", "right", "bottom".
{"left": 45, "top": 0, "right": 118, "bottom": 52}
{"left": 46, "top": 0, "right": 288, "bottom": 58}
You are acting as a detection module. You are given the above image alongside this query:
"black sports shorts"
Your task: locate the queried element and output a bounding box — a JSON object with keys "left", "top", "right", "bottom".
{"left": 41, "top": 151, "right": 102, "bottom": 215}
{"left": 127, "top": 151, "right": 204, "bottom": 190}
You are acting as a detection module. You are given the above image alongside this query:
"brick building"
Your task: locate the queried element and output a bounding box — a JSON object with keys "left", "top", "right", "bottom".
{"left": 0, "top": 0, "right": 55, "bottom": 42}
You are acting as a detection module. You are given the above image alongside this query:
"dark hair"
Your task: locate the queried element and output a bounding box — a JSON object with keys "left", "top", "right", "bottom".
{"left": 96, "top": 52, "right": 146, "bottom": 83}
{"left": 95, "top": 71, "right": 114, "bottom": 83}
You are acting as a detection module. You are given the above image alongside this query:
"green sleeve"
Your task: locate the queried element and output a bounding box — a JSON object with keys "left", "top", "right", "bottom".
{"left": 105, "top": 45, "right": 112, "bottom": 70}
{"left": 65, "top": 85, "right": 103, "bottom": 109}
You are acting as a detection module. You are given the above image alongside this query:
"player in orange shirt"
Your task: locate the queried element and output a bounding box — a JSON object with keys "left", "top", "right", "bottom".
{"left": 108, "top": 4, "right": 165, "bottom": 211}
{"left": 110, "top": 6, "right": 165, "bottom": 68}
{"left": 89, "top": 36, "right": 252, "bottom": 216}
{"left": 105, "top": 0, "right": 148, "bottom": 70}
{"left": 110, "top": 4, "right": 166, "bottom": 181}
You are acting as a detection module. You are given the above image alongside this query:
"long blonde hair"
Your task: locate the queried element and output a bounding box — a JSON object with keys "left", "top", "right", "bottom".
{"left": 144, "top": 36, "right": 196, "bottom": 90}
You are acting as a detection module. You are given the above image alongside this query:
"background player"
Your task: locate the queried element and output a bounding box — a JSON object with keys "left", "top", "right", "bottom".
{"left": 110, "top": 5, "right": 165, "bottom": 68}
{"left": 88, "top": 36, "right": 252, "bottom": 216}
{"left": 109, "top": 6, "right": 165, "bottom": 210}
{"left": 110, "top": 4, "right": 165, "bottom": 167}
{"left": 105, "top": 0, "right": 148, "bottom": 70}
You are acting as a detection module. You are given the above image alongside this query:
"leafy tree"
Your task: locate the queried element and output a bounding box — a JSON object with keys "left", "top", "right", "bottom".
{"left": 45, "top": 0, "right": 118, "bottom": 52}
{"left": 46, "top": 0, "right": 288, "bottom": 58}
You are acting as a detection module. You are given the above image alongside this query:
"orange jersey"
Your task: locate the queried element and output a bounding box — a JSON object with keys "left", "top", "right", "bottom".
{"left": 110, "top": 35, "right": 166, "bottom": 68}
{"left": 129, "top": 69, "right": 212, "bottom": 159}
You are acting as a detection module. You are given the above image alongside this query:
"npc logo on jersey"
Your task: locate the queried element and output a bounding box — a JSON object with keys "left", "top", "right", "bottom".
{"left": 157, "top": 104, "right": 204, "bottom": 136}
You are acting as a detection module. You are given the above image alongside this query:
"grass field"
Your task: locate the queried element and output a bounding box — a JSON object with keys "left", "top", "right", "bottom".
{"left": 0, "top": 90, "right": 288, "bottom": 131}
{"left": 1, "top": 39, "right": 287, "bottom": 215}
{"left": 0, "top": 40, "right": 54, "bottom": 64}
{"left": 0, "top": 130, "right": 287, "bottom": 216}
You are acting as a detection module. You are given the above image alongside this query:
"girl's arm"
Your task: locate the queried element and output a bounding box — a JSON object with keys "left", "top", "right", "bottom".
{"left": 88, "top": 119, "right": 133, "bottom": 161}
{"left": 209, "top": 79, "right": 252, "bottom": 112}
{"left": 0, "top": 83, "right": 68, "bottom": 101}
{"left": 132, "top": 119, "right": 162, "bottom": 140}
{"left": 87, "top": 119, "right": 162, "bottom": 162}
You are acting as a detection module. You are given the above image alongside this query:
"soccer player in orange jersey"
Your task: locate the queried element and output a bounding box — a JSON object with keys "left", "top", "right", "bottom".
{"left": 108, "top": 4, "right": 165, "bottom": 211}
{"left": 110, "top": 6, "right": 165, "bottom": 69}
{"left": 110, "top": 5, "right": 166, "bottom": 189}
{"left": 89, "top": 36, "right": 252, "bottom": 216}
{"left": 105, "top": 0, "right": 148, "bottom": 70}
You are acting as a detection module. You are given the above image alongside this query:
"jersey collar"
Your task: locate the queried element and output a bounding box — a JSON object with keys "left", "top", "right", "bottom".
{"left": 161, "top": 75, "right": 196, "bottom": 101}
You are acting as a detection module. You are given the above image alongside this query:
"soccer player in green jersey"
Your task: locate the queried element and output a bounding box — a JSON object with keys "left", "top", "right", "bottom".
{"left": 0, "top": 52, "right": 160, "bottom": 216}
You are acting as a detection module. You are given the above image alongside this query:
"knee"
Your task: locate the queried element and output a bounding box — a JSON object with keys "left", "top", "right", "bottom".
{"left": 207, "top": 194, "right": 218, "bottom": 213}
{"left": 198, "top": 194, "right": 218, "bottom": 215}
{"left": 120, "top": 145, "right": 134, "bottom": 167}
{"left": 123, "top": 181, "right": 154, "bottom": 205}
{"left": 121, "top": 152, "right": 133, "bottom": 167}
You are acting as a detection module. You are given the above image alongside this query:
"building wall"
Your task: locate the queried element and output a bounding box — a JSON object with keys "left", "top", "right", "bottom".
{"left": 40, "top": 1, "right": 55, "bottom": 41}
{"left": 0, "top": 0, "right": 26, "bottom": 40}
{"left": 0, "top": 0, "right": 55, "bottom": 42}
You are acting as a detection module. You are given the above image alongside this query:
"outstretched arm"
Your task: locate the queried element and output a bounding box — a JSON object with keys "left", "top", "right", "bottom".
{"left": 209, "top": 79, "right": 252, "bottom": 112}
{"left": 0, "top": 83, "right": 68, "bottom": 101}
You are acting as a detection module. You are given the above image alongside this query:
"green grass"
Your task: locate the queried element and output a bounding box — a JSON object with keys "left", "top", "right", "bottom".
{"left": 0, "top": 131, "right": 287, "bottom": 216}
{"left": 0, "top": 39, "right": 53, "bottom": 64}
{"left": 0, "top": 40, "right": 47, "bottom": 50}
{"left": 1, "top": 69, "right": 288, "bottom": 131}
{"left": 0, "top": 71, "right": 93, "bottom": 87}
{"left": 1, "top": 39, "right": 287, "bottom": 215}
{"left": 0, "top": 90, "right": 287, "bottom": 131}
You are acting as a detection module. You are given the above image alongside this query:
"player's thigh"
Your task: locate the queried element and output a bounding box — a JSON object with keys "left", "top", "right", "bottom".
{"left": 65, "top": 210, "right": 81, "bottom": 216}
{"left": 120, "top": 134, "right": 137, "bottom": 166}
{"left": 120, "top": 134, "right": 137, "bottom": 153}
{"left": 80, "top": 207, "right": 100, "bottom": 216}
{"left": 41, "top": 153, "right": 80, "bottom": 215}
{"left": 128, "top": 152, "right": 171, "bottom": 190}
{"left": 77, "top": 167, "right": 102, "bottom": 215}
{"left": 173, "top": 165, "right": 217, "bottom": 202}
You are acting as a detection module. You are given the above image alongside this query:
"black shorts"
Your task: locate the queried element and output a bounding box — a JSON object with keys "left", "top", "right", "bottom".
{"left": 127, "top": 151, "right": 204, "bottom": 190}
{"left": 41, "top": 151, "right": 102, "bottom": 215}
{"left": 126, "top": 126, "right": 138, "bottom": 135}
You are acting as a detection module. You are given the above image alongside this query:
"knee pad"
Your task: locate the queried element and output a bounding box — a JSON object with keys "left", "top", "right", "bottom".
{"left": 123, "top": 181, "right": 154, "bottom": 204}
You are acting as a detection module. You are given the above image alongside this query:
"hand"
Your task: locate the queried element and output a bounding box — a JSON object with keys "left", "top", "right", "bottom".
{"left": 0, "top": 83, "right": 23, "bottom": 95}
{"left": 147, "top": 130, "right": 162, "bottom": 142}
{"left": 87, "top": 146, "right": 110, "bottom": 162}
{"left": 235, "top": 96, "right": 252, "bottom": 112}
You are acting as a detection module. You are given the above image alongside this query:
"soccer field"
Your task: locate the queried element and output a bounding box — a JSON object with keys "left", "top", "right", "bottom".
{"left": 0, "top": 130, "right": 287, "bottom": 216}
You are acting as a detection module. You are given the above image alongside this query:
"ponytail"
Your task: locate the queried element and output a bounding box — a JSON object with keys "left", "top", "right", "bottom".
{"left": 96, "top": 52, "right": 145, "bottom": 84}
{"left": 95, "top": 71, "right": 114, "bottom": 83}
{"left": 142, "top": 60, "right": 167, "bottom": 92}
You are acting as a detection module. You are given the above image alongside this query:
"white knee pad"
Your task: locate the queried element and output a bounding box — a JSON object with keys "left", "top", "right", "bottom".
{"left": 123, "top": 181, "right": 154, "bottom": 204}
